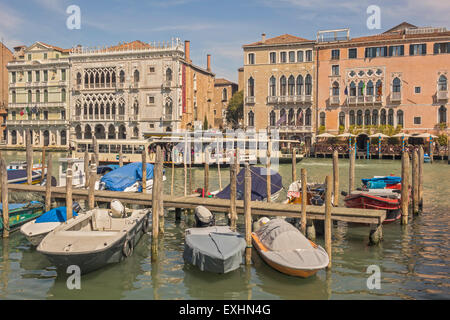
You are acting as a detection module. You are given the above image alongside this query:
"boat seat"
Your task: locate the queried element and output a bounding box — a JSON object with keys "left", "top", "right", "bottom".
{"left": 92, "top": 210, "right": 112, "bottom": 231}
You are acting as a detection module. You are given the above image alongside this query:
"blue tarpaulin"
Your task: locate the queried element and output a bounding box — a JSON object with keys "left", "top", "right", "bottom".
{"left": 35, "top": 207, "right": 78, "bottom": 223}
{"left": 0, "top": 201, "right": 40, "bottom": 213}
{"left": 362, "top": 176, "right": 401, "bottom": 189}
{"left": 100, "top": 162, "right": 155, "bottom": 191}
{"left": 216, "top": 166, "right": 283, "bottom": 201}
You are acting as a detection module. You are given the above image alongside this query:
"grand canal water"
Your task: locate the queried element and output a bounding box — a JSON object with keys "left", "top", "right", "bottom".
{"left": 0, "top": 151, "right": 448, "bottom": 300}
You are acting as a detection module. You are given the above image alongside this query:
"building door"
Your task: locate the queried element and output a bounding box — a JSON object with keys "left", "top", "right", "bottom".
{"left": 356, "top": 134, "right": 368, "bottom": 151}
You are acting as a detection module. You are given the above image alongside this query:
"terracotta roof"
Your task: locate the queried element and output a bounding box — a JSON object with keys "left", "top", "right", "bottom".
{"left": 215, "top": 78, "right": 236, "bottom": 86}
{"left": 105, "top": 40, "right": 152, "bottom": 52}
{"left": 37, "top": 42, "right": 71, "bottom": 53}
{"left": 383, "top": 22, "right": 417, "bottom": 34}
{"left": 243, "top": 34, "right": 312, "bottom": 47}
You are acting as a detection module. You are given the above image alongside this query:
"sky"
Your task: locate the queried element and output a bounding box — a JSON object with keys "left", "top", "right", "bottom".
{"left": 0, "top": 0, "right": 449, "bottom": 82}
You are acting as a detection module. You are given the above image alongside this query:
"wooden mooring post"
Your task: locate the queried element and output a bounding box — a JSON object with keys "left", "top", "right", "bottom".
{"left": 45, "top": 153, "right": 53, "bottom": 212}
{"left": 325, "top": 175, "right": 332, "bottom": 269}
{"left": 88, "top": 157, "right": 97, "bottom": 210}
{"left": 119, "top": 145, "right": 123, "bottom": 167}
{"left": 26, "top": 130, "right": 33, "bottom": 185}
{"left": 84, "top": 150, "right": 89, "bottom": 188}
{"left": 171, "top": 161, "right": 175, "bottom": 197}
{"left": 92, "top": 136, "right": 99, "bottom": 167}
{"left": 142, "top": 150, "right": 147, "bottom": 193}
{"left": 204, "top": 150, "right": 209, "bottom": 196}
{"left": 349, "top": 147, "right": 355, "bottom": 194}
{"left": 332, "top": 150, "right": 339, "bottom": 206}
{"left": 1, "top": 158, "right": 9, "bottom": 238}
{"left": 244, "top": 164, "right": 252, "bottom": 265}
{"left": 300, "top": 168, "right": 307, "bottom": 235}
{"left": 401, "top": 151, "right": 410, "bottom": 225}
{"left": 412, "top": 149, "right": 419, "bottom": 215}
{"left": 292, "top": 148, "right": 297, "bottom": 182}
{"left": 418, "top": 146, "right": 424, "bottom": 210}
{"left": 266, "top": 141, "right": 271, "bottom": 203}
{"left": 151, "top": 146, "right": 162, "bottom": 261}
{"left": 66, "top": 160, "right": 73, "bottom": 220}
{"left": 230, "top": 155, "right": 237, "bottom": 231}
{"left": 41, "top": 146, "right": 46, "bottom": 176}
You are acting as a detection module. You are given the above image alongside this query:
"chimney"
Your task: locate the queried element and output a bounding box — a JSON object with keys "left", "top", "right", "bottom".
{"left": 262, "top": 33, "right": 266, "bottom": 43}
{"left": 184, "top": 40, "right": 191, "bottom": 63}
{"left": 207, "top": 54, "right": 211, "bottom": 72}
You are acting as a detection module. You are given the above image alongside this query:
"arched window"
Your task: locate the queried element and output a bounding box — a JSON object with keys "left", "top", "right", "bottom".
{"left": 269, "top": 76, "right": 276, "bottom": 97}
{"left": 438, "top": 75, "right": 447, "bottom": 91}
{"left": 380, "top": 109, "right": 387, "bottom": 125}
{"left": 367, "top": 80, "right": 374, "bottom": 96}
{"left": 43, "top": 130, "right": 49, "bottom": 147}
{"left": 133, "top": 127, "right": 139, "bottom": 138}
{"left": 280, "top": 76, "right": 287, "bottom": 96}
{"left": 305, "top": 74, "right": 312, "bottom": 96}
{"left": 166, "top": 68, "right": 172, "bottom": 82}
{"left": 248, "top": 111, "right": 255, "bottom": 127}
{"left": 84, "top": 125, "right": 92, "bottom": 139}
{"left": 90, "top": 73, "right": 94, "bottom": 86}
{"left": 133, "top": 100, "right": 139, "bottom": 115}
{"left": 320, "top": 112, "right": 326, "bottom": 127}
{"left": 44, "top": 90, "right": 48, "bottom": 103}
{"left": 84, "top": 73, "right": 89, "bottom": 87}
{"left": 119, "top": 70, "right": 125, "bottom": 83}
{"left": 11, "top": 130, "right": 17, "bottom": 145}
{"left": 305, "top": 108, "right": 311, "bottom": 126}
{"left": 119, "top": 101, "right": 125, "bottom": 115}
{"left": 350, "top": 81, "right": 356, "bottom": 96}
{"left": 222, "top": 88, "right": 228, "bottom": 101}
{"left": 356, "top": 110, "right": 363, "bottom": 125}
{"left": 376, "top": 80, "right": 383, "bottom": 101}
{"left": 296, "top": 75, "right": 303, "bottom": 96}
{"left": 108, "top": 125, "right": 115, "bottom": 139}
{"left": 393, "top": 77, "right": 401, "bottom": 92}
{"left": 388, "top": 109, "right": 394, "bottom": 126}
{"left": 61, "top": 130, "right": 67, "bottom": 145}
{"left": 12, "top": 91, "right": 16, "bottom": 103}
{"left": 372, "top": 109, "right": 378, "bottom": 125}
{"left": 364, "top": 109, "right": 371, "bottom": 126}
{"left": 397, "top": 110, "right": 404, "bottom": 126}
{"left": 76, "top": 73, "right": 82, "bottom": 85}
{"left": 296, "top": 108, "right": 304, "bottom": 126}
{"left": 439, "top": 106, "right": 447, "bottom": 124}
{"left": 248, "top": 77, "right": 255, "bottom": 97}
{"left": 75, "top": 125, "right": 82, "bottom": 139}
{"left": 134, "top": 70, "right": 140, "bottom": 83}
{"left": 118, "top": 125, "right": 126, "bottom": 139}
{"left": 279, "top": 108, "right": 286, "bottom": 126}
{"left": 339, "top": 112, "right": 345, "bottom": 127}
{"left": 270, "top": 110, "right": 276, "bottom": 126}
{"left": 332, "top": 81, "right": 339, "bottom": 96}
{"left": 288, "top": 108, "right": 295, "bottom": 125}
{"left": 288, "top": 76, "right": 295, "bottom": 96}
{"left": 28, "top": 90, "right": 32, "bottom": 103}
{"left": 349, "top": 110, "right": 355, "bottom": 125}
{"left": 358, "top": 81, "right": 364, "bottom": 96}
{"left": 36, "top": 90, "right": 40, "bottom": 103}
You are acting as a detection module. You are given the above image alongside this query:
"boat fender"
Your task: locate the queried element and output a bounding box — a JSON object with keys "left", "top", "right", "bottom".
{"left": 122, "top": 238, "right": 134, "bottom": 258}
{"left": 142, "top": 214, "right": 151, "bottom": 233}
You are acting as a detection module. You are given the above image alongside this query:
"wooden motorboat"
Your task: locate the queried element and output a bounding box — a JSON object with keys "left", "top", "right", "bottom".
{"left": 183, "top": 206, "right": 246, "bottom": 274}
{"left": 285, "top": 180, "right": 326, "bottom": 206}
{"left": 252, "top": 218, "right": 329, "bottom": 278}
{"left": 37, "top": 201, "right": 151, "bottom": 274}
{"left": 342, "top": 189, "right": 401, "bottom": 224}
{"left": 20, "top": 203, "right": 81, "bottom": 246}
{"left": 0, "top": 202, "right": 44, "bottom": 234}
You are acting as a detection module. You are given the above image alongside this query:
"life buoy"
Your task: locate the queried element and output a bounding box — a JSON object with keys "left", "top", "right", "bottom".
{"left": 122, "top": 238, "right": 134, "bottom": 257}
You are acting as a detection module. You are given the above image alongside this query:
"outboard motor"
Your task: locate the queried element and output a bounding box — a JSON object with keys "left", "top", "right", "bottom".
{"left": 110, "top": 199, "right": 126, "bottom": 218}
{"left": 194, "top": 206, "right": 215, "bottom": 227}
{"left": 72, "top": 201, "right": 82, "bottom": 214}
{"left": 311, "top": 195, "right": 324, "bottom": 206}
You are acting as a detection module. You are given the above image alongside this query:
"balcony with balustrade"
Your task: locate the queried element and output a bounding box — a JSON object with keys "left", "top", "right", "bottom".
{"left": 267, "top": 96, "right": 278, "bottom": 104}
{"left": 245, "top": 96, "right": 255, "bottom": 104}
{"left": 437, "top": 90, "right": 448, "bottom": 101}
{"left": 391, "top": 92, "right": 401, "bottom": 103}
{"left": 330, "top": 96, "right": 340, "bottom": 105}
{"left": 346, "top": 95, "right": 383, "bottom": 106}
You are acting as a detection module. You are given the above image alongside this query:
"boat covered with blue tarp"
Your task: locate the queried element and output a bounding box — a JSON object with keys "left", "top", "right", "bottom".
{"left": 215, "top": 166, "right": 283, "bottom": 201}
{"left": 35, "top": 207, "right": 78, "bottom": 223}
{"left": 361, "top": 176, "right": 401, "bottom": 189}
{"left": 99, "top": 162, "right": 156, "bottom": 192}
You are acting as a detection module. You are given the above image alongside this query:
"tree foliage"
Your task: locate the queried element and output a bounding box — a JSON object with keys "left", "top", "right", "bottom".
{"left": 225, "top": 90, "right": 243, "bottom": 129}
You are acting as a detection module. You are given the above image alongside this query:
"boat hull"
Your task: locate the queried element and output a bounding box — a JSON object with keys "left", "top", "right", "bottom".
{"left": 38, "top": 209, "right": 149, "bottom": 274}
{"left": 251, "top": 233, "right": 320, "bottom": 278}
{"left": 0, "top": 202, "right": 45, "bottom": 234}
{"left": 344, "top": 193, "right": 401, "bottom": 224}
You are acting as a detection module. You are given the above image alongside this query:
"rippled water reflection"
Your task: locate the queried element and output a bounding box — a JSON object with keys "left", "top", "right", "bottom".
{"left": 0, "top": 152, "right": 448, "bottom": 299}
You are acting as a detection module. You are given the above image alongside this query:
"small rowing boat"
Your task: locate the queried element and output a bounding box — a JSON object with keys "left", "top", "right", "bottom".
{"left": 252, "top": 218, "right": 329, "bottom": 278}
{"left": 0, "top": 202, "right": 45, "bottom": 234}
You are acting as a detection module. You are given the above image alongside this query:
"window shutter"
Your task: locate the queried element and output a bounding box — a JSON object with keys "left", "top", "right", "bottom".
{"left": 365, "top": 48, "right": 368, "bottom": 58}
{"left": 400, "top": 45, "right": 404, "bottom": 56}
{"left": 422, "top": 44, "right": 427, "bottom": 55}
{"left": 389, "top": 46, "right": 393, "bottom": 56}
{"left": 409, "top": 44, "right": 414, "bottom": 55}
{"left": 434, "top": 43, "right": 439, "bottom": 54}
{"left": 383, "top": 46, "right": 388, "bottom": 56}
